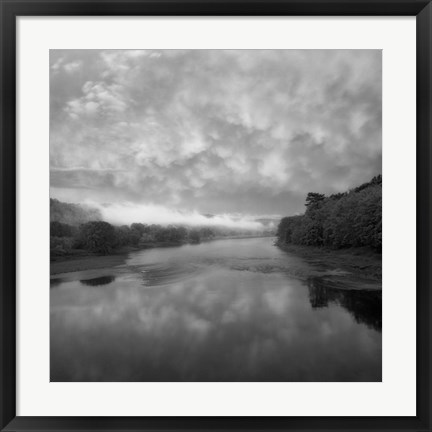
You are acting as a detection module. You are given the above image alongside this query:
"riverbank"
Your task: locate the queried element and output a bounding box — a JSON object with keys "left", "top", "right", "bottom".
{"left": 50, "top": 241, "right": 192, "bottom": 274}
{"left": 50, "top": 236, "right": 276, "bottom": 275}
{"left": 51, "top": 253, "right": 129, "bottom": 275}
{"left": 277, "top": 242, "right": 381, "bottom": 282}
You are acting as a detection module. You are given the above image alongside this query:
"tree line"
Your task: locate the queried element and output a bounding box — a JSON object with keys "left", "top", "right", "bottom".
{"left": 277, "top": 175, "right": 382, "bottom": 252}
{"left": 51, "top": 221, "right": 218, "bottom": 256}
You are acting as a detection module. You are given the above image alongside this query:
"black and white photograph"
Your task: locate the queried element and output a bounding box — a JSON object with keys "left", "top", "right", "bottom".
{"left": 50, "top": 49, "right": 382, "bottom": 382}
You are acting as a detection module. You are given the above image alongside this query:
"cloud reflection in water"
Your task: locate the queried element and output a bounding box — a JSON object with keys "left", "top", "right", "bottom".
{"left": 50, "top": 238, "right": 381, "bottom": 382}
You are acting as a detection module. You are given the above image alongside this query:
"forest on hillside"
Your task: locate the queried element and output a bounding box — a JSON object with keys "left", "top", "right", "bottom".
{"left": 50, "top": 198, "right": 102, "bottom": 225}
{"left": 277, "top": 175, "right": 382, "bottom": 252}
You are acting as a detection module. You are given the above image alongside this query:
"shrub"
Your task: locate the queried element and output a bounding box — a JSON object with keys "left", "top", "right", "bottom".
{"left": 50, "top": 236, "right": 74, "bottom": 256}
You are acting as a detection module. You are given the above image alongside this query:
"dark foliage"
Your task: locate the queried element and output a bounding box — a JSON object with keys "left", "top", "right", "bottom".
{"left": 188, "top": 229, "right": 201, "bottom": 244}
{"left": 115, "top": 225, "right": 141, "bottom": 247}
{"left": 77, "top": 221, "right": 117, "bottom": 254}
{"left": 277, "top": 175, "right": 382, "bottom": 252}
{"left": 50, "top": 221, "right": 76, "bottom": 238}
{"left": 50, "top": 218, "right": 220, "bottom": 257}
{"left": 50, "top": 236, "right": 75, "bottom": 256}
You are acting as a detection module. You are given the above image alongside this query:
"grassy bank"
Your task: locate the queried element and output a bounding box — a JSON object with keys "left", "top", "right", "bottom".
{"left": 277, "top": 242, "right": 381, "bottom": 282}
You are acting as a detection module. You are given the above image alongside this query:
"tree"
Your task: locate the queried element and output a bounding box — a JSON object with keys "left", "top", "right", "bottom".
{"left": 114, "top": 225, "right": 140, "bottom": 247}
{"left": 199, "top": 227, "right": 215, "bottom": 240}
{"left": 131, "top": 223, "right": 147, "bottom": 235}
{"left": 189, "top": 230, "right": 201, "bottom": 244}
{"left": 78, "top": 221, "right": 116, "bottom": 254}
{"left": 50, "top": 221, "right": 74, "bottom": 237}
{"left": 305, "top": 192, "right": 325, "bottom": 211}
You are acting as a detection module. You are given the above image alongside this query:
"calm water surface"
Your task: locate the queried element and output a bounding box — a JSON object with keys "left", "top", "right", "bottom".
{"left": 50, "top": 237, "right": 381, "bottom": 381}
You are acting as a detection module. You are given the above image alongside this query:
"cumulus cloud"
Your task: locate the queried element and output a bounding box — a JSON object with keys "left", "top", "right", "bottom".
{"left": 50, "top": 49, "right": 382, "bottom": 222}
{"left": 65, "top": 81, "right": 129, "bottom": 118}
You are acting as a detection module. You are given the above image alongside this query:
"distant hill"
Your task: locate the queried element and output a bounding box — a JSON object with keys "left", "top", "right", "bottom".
{"left": 50, "top": 198, "right": 102, "bottom": 225}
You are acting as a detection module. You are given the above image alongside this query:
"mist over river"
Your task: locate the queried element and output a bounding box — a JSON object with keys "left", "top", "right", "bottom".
{"left": 50, "top": 237, "right": 381, "bottom": 382}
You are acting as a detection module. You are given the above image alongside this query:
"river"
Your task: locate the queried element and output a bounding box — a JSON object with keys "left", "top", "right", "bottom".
{"left": 50, "top": 237, "right": 382, "bottom": 382}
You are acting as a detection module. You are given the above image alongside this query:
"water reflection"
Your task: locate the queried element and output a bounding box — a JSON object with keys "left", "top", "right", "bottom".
{"left": 307, "top": 277, "right": 382, "bottom": 331}
{"left": 51, "top": 238, "right": 381, "bottom": 382}
{"left": 80, "top": 275, "right": 116, "bottom": 287}
{"left": 50, "top": 278, "right": 64, "bottom": 288}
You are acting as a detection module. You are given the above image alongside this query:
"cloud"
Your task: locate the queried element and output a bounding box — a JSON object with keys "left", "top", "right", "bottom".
{"left": 63, "top": 61, "right": 82, "bottom": 73}
{"left": 50, "top": 50, "right": 382, "bottom": 217}
{"left": 51, "top": 57, "right": 82, "bottom": 74}
{"left": 65, "top": 81, "right": 128, "bottom": 118}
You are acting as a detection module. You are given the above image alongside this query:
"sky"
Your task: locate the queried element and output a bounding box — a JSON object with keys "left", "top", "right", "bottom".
{"left": 50, "top": 49, "right": 382, "bottom": 226}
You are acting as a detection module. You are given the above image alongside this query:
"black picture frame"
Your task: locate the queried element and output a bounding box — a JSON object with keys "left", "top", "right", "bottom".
{"left": 1, "top": 1, "right": 431, "bottom": 431}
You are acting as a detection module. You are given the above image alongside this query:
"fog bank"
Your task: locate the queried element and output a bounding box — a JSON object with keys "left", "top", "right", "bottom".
{"left": 92, "top": 202, "right": 269, "bottom": 230}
